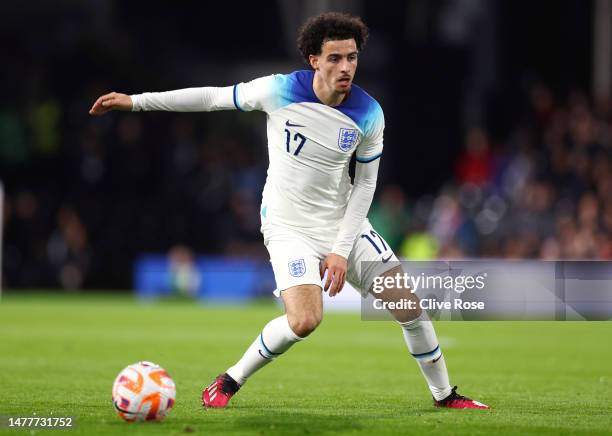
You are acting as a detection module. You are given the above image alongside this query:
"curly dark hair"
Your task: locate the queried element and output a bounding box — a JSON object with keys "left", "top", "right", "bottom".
{"left": 297, "top": 12, "right": 369, "bottom": 65}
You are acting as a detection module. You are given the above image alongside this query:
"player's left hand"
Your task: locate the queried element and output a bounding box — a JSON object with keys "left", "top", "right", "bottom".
{"left": 320, "top": 253, "right": 348, "bottom": 297}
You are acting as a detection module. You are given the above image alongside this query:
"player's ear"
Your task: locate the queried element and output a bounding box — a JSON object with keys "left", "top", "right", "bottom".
{"left": 309, "top": 54, "right": 319, "bottom": 70}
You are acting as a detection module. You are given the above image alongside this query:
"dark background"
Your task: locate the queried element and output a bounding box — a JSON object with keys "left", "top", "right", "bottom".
{"left": 1, "top": 0, "right": 610, "bottom": 290}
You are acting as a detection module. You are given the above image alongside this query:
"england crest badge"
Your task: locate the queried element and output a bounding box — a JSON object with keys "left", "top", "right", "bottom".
{"left": 337, "top": 128, "right": 359, "bottom": 152}
{"left": 288, "top": 259, "right": 306, "bottom": 277}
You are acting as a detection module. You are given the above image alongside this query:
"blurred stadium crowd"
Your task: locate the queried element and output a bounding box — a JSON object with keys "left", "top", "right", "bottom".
{"left": 1, "top": 1, "right": 609, "bottom": 290}
{"left": 1, "top": 102, "right": 269, "bottom": 288}
{"left": 3, "top": 81, "right": 610, "bottom": 289}
{"left": 372, "top": 86, "right": 612, "bottom": 261}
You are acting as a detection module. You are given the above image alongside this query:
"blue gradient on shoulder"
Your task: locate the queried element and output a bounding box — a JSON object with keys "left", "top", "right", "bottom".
{"left": 273, "top": 70, "right": 383, "bottom": 135}
{"left": 272, "top": 71, "right": 318, "bottom": 108}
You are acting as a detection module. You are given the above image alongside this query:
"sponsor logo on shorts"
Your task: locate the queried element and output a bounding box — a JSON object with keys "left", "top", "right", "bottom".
{"left": 288, "top": 259, "right": 306, "bottom": 277}
{"left": 382, "top": 254, "right": 393, "bottom": 263}
{"left": 338, "top": 128, "right": 359, "bottom": 151}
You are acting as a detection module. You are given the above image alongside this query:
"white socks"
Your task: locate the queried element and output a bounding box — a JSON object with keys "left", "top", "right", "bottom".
{"left": 225, "top": 312, "right": 451, "bottom": 401}
{"left": 226, "top": 314, "right": 303, "bottom": 385}
{"left": 400, "top": 314, "right": 452, "bottom": 401}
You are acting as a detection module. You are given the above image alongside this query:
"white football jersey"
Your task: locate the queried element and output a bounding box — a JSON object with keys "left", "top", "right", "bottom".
{"left": 233, "top": 70, "right": 384, "bottom": 241}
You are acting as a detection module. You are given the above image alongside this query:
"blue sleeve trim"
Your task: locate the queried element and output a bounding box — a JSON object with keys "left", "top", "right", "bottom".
{"left": 356, "top": 152, "right": 383, "bottom": 163}
{"left": 233, "top": 85, "right": 244, "bottom": 112}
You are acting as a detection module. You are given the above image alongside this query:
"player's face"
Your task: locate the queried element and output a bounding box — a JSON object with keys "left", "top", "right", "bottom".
{"left": 310, "top": 39, "right": 358, "bottom": 94}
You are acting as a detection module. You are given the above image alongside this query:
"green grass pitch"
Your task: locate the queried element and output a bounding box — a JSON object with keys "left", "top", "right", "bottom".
{"left": 0, "top": 293, "right": 610, "bottom": 435}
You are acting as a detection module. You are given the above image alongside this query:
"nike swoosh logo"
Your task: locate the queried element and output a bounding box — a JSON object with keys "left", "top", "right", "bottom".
{"left": 432, "top": 355, "right": 442, "bottom": 363}
{"left": 286, "top": 120, "right": 305, "bottom": 128}
{"left": 382, "top": 254, "right": 392, "bottom": 263}
{"left": 258, "top": 349, "right": 271, "bottom": 359}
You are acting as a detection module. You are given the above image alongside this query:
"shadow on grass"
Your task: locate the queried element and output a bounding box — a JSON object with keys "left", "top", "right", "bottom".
{"left": 234, "top": 413, "right": 363, "bottom": 434}
{"left": 193, "top": 405, "right": 450, "bottom": 435}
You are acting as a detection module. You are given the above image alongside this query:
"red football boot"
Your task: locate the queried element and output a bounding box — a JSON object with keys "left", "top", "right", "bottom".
{"left": 434, "top": 386, "right": 489, "bottom": 409}
{"left": 202, "top": 373, "right": 241, "bottom": 408}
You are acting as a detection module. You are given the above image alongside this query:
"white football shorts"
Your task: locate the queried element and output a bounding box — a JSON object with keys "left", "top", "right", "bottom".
{"left": 262, "top": 219, "right": 399, "bottom": 297}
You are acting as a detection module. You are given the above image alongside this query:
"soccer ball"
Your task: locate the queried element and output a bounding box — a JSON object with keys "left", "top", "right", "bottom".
{"left": 112, "top": 361, "right": 176, "bottom": 422}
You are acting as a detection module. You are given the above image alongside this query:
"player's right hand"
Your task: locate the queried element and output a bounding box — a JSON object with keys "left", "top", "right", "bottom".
{"left": 89, "top": 92, "right": 132, "bottom": 115}
{"left": 320, "top": 253, "right": 347, "bottom": 297}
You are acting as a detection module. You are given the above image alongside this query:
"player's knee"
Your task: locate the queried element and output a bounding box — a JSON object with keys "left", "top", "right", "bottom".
{"left": 393, "top": 300, "right": 422, "bottom": 324}
{"left": 376, "top": 266, "right": 422, "bottom": 323}
{"left": 288, "top": 312, "right": 322, "bottom": 337}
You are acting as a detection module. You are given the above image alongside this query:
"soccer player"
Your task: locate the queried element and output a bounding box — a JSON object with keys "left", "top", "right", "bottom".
{"left": 90, "top": 12, "right": 488, "bottom": 410}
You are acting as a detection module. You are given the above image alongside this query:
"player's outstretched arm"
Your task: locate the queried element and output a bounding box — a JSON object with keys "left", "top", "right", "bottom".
{"left": 89, "top": 86, "right": 237, "bottom": 117}
{"left": 89, "top": 92, "right": 133, "bottom": 116}
{"left": 88, "top": 76, "right": 278, "bottom": 116}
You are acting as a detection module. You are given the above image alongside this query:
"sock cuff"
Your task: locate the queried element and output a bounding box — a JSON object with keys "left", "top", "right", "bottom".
{"left": 258, "top": 316, "right": 303, "bottom": 359}
{"left": 398, "top": 311, "right": 431, "bottom": 329}
{"left": 281, "top": 314, "right": 305, "bottom": 342}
